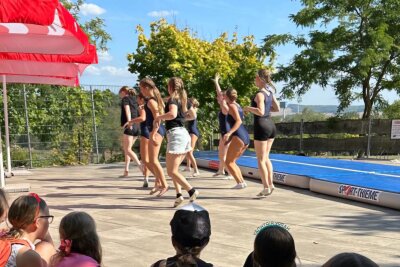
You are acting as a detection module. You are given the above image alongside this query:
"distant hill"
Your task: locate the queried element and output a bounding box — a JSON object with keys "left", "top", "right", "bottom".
{"left": 286, "top": 104, "right": 364, "bottom": 114}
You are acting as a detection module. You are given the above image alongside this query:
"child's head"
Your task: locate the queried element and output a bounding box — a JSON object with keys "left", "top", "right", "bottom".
{"left": 57, "top": 211, "right": 102, "bottom": 264}
{"left": 170, "top": 203, "right": 211, "bottom": 265}
{"left": 0, "top": 188, "right": 8, "bottom": 223}
{"left": 253, "top": 225, "right": 296, "bottom": 267}
{"left": 322, "top": 253, "right": 379, "bottom": 267}
{"left": 7, "top": 193, "right": 51, "bottom": 239}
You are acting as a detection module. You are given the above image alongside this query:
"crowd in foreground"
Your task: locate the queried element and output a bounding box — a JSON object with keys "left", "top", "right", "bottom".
{"left": 0, "top": 189, "right": 381, "bottom": 267}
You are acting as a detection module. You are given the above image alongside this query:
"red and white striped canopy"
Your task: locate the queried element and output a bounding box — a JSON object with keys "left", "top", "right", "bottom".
{"left": 0, "top": 0, "right": 98, "bottom": 87}
{"left": 0, "top": 1, "right": 90, "bottom": 55}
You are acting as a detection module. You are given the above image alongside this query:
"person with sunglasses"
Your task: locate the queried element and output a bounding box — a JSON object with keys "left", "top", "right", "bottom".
{"left": 0, "top": 193, "right": 56, "bottom": 267}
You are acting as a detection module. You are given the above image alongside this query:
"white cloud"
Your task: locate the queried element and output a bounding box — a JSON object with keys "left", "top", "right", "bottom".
{"left": 80, "top": 3, "right": 106, "bottom": 16}
{"left": 98, "top": 51, "right": 113, "bottom": 62}
{"left": 85, "top": 65, "right": 132, "bottom": 78}
{"left": 147, "top": 10, "right": 178, "bottom": 18}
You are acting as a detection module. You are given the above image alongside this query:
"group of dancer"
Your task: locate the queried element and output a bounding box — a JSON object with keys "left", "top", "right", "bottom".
{"left": 119, "top": 69, "right": 280, "bottom": 207}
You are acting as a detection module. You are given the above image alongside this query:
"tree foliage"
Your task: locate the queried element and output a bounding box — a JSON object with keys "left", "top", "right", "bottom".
{"left": 383, "top": 100, "right": 400, "bottom": 119}
{"left": 61, "top": 0, "right": 111, "bottom": 51}
{"left": 128, "top": 20, "right": 268, "bottom": 142}
{"left": 263, "top": 0, "right": 400, "bottom": 119}
{"left": 1, "top": 86, "right": 117, "bottom": 166}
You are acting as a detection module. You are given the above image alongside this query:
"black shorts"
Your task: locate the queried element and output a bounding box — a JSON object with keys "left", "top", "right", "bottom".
{"left": 254, "top": 118, "right": 276, "bottom": 141}
{"left": 123, "top": 126, "right": 140, "bottom": 136}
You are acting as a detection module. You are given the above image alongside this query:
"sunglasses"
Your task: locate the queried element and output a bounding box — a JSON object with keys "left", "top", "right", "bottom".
{"left": 37, "top": 215, "right": 54, "bottom": 224}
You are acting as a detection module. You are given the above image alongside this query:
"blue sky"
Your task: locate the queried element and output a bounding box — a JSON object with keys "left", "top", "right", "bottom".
{"left": 79, "top": 0, "right": 398, "bottom": 106}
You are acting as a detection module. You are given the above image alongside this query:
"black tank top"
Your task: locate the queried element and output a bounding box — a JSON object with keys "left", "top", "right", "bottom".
{"left": 251, "top": 89, "right": 272, "bottom": 118}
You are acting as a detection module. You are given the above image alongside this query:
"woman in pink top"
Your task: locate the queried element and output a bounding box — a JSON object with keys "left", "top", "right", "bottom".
{"left": 50, "top": 212, "right": 102, "bottom": 267}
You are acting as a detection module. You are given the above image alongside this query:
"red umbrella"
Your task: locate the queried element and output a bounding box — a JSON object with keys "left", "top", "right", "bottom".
{"left": 0, "top": 0, "right": 98, "bottom": 185}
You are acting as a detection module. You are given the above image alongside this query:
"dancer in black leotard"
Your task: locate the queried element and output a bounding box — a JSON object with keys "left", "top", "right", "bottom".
{"left": 212, "top": 74, "right": 232, "bottom": 178}
{"left": 119, "top": 86, "right": 142, "bottom": 177}
{"left": 244, "top": 69, "right": 280, "bottom": 197}
{"left": 139, "top": 78, "right": 169, "bottom": 197}
{"left": 126, "top": 93, "right": 151, "bottom": 187}
{"left": 185, "top": 98, "right": 201, "bottom": 176}
{"left": 223, "top": 88, "right": 250, "bottom": 189}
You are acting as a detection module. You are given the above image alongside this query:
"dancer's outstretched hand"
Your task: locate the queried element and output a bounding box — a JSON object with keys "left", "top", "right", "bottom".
{"left": 212, "top": 73, "right": 220, "bottom": 83}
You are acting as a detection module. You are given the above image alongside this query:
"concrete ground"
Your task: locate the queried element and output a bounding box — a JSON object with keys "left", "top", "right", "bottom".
{"left": 4, "top": 163, "right": 400, "bottom": 267}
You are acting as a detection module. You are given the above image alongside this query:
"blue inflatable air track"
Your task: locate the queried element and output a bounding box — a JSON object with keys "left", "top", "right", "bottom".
{"left": 194, "top": 151, "right": 400, "bottom": 209}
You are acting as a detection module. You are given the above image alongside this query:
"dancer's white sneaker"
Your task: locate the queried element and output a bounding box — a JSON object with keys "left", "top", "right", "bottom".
{"left": 190, "top": 190, "right": 200, "bottom": 202}
{"left": 232, "top": 183, "right": 245, "bottom": 189}
{"left": 192, "top": 171, "right": 200, "bottom": 177}
{"left": 213, "top": 171, "right": 225, "bottom": 177}
{"left": 257, "top": 188, "right": 272, "bottom": 198}
{"left": 173, "top": 196, "right": 184, "bottom": 208}
{"left": 222, "top": 175, "right": 233, "bottom": 180}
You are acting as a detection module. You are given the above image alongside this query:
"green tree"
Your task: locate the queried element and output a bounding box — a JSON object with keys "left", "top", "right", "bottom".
{"left": 263, "top": 0, "right": 400, "bottom": 119}
{"left": 128, "top": 20, "right": 268, "bottom": 143}
{"left": 383, "top": 100, "right": 400, "bottom": 119}
{"left": 286, "top": 107, "right": 327, "bottom": 122}
{"left": 1, "top": 85, "right": 116, "bottom": 166}
{"left": 61, "top": 0, "right": 111, "bottom": 50}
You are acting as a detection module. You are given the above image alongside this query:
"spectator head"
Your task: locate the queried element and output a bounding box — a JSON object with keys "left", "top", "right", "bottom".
{"left": 253, "top": 223, "right": 296, "bottom": 267}
{"left": 170, "top": 203, "right": 211, "bottom": 265}
{"left": 7, "top": 193, "right": 52, "bottom": 240}
{"left": 51, "top": 211, "right": 102, "bottom": 265}
{"left": 322, "top": 253, "right": 379, "bottom": 267}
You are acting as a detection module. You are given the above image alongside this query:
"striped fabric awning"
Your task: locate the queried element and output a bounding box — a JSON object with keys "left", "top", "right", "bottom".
{"left": 0, "top": 2, "right": 90, "bottom": 55}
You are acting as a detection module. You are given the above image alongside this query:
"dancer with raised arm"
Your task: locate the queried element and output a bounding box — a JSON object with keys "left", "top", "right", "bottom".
{"left": 244, "top": 69, "right": 280, "bottom": 197}
{"left": 224, "top": 88, "right": 250, "bottom": 189}
{"left": 212, "top": 74, "right": 232, "bottom": 179}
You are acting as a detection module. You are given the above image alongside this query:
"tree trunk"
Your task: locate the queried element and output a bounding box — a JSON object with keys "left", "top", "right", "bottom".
{"left": 362, "top": 100, "right": 373, "bottom": 119}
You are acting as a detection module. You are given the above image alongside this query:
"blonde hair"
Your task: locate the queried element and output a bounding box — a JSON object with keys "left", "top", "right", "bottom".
{"left": 5, "top": 195, "right": 47, "bottom": 238}
{"left": 190, "top": 98, "right": 199, "bottom": 108}
{"left": 119, "top": 86, "right": 136, "bottom": 96}
{"left": 258, "top": 69, "right": 277, "bottom": 93}
{"left": 168, "top": 77, "right": 188, "bottom": 113}
{"left": 140, "top": 78, "right": 165, "bottom": 114}
{"left": 226, "top": 88, "right": 238, "bottom": 102}
{"left": 50, "top": 212, "right": 102, "bottom": 266}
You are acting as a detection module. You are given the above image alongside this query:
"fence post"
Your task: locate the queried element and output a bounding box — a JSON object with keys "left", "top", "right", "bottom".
{"left": 90, "top": 86, "right": 100, "bottom": 164}
{"left": 367, "top": 117, "right": 372, "bottom": 159}
{"left": 23, "top": 85, "right": 33, "bottom": 168}
{"left": 299, "top": 119, "right": 304, "bottom": 154}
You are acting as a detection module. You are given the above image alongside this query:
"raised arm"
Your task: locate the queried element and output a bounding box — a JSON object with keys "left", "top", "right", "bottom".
{"left": 212, "top": 73, "right": 223, "bottom": 96}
